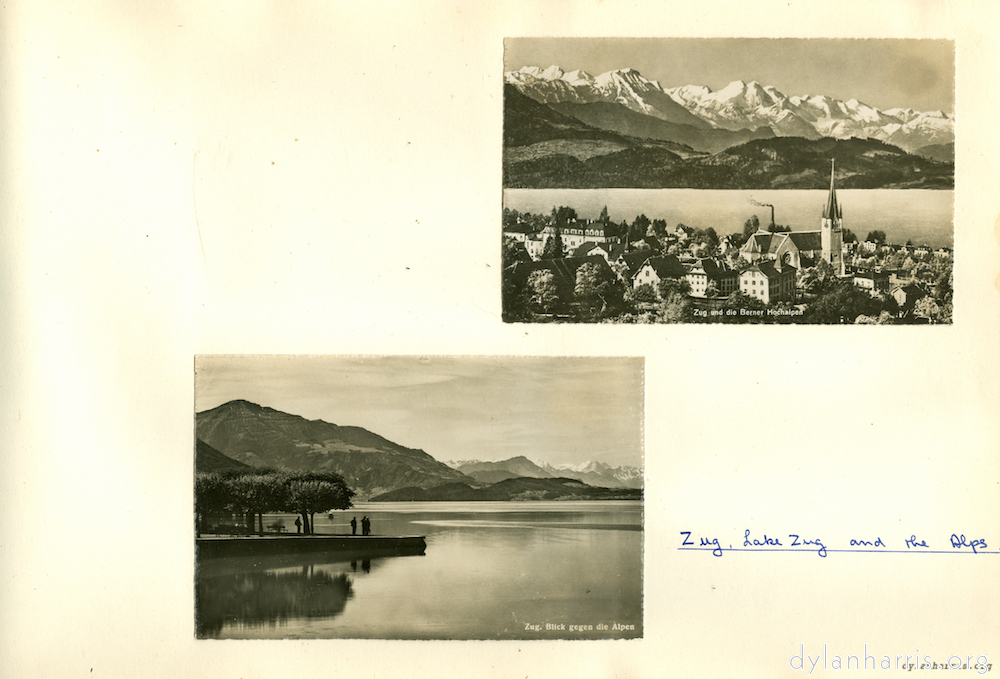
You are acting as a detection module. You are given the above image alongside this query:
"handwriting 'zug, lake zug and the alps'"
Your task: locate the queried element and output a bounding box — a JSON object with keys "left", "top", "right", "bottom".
{"left": 502, "top": 39, "right": 954, "bottom": 324}
{"left": 194, "top": 357, "right": 643, "bottom": 640}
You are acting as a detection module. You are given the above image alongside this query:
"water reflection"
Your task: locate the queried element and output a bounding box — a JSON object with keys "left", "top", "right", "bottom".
{"left": 196, "top": 564, "right": 354, "bottom": 637}
{"left": 196, "top": 502, "right": 642, "bottom": 639}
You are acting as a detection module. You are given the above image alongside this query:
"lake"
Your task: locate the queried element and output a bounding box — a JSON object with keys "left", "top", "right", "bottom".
{"left": 196, "top": 501, "right": 643, "bottom": 639}
{"left": 503, "top": 189, "right": 954, "bottom": 249}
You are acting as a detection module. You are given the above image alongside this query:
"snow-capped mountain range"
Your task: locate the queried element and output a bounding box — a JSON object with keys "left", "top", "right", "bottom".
{"left": 505, "top": 66, "right": 954, "bottom": 153}
{"left": 444, "top": 456, "right": 643, "bottom": 489}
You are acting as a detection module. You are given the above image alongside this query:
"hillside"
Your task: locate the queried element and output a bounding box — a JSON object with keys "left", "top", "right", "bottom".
{"left": 195, "top": 438, "right": 252, "bottom": 473}
{"left": 503, "top": 77, "right": 954, "bottom": 189}
{"left": 195, "top": 400, "right": 475, "bottom": 499}
{"left": 447, "top": 456, "right": 642, "bottom": 489}
{"left": 450, "top": 456, "right": 553, "bottom": 483}
{"left": 372, "top": 477, "right": 643, "bottom": 502}
{"left": 548, "top": 100, "right": 775, "bottom": 154}
{"left": 503, "top": 84, "right": 632, "bottom": 149}
{"left": 505, "top": 133, "right": 954, "bottom": 190}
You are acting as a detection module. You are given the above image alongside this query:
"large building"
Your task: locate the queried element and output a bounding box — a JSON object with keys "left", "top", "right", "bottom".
{"left": 541, "top": 221, "right": 621, "bottom": 251}
{"left": 739, "top": 260, "right": 796, "bottom": 304}
{"left": 740, "top": 160, "right": 846, "bottom": 276}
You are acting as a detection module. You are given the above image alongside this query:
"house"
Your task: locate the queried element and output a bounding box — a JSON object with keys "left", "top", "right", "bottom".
{"left": 614, "top": 250, "right": 654, "bottom": 281}
{"left": 503, "top": 240, "right": 532, "bottom": 266}
{"left": 524, "top": 235, "right": 544, "bottom": 260}
{"left": 502, "top": 222, "right": 535, "bottom": 243}
{"left": 718, "top": 235, "right": 739, "bottom": 257}
{"left": 674, "top": 224, "right": 695, "bottom": 242}
{"left": 632, "top": 255, "right": 688, "bottom": 292}
{"left": 739, "top": 260, "right": 796, "bottom": 304}
{"left": 686, "top": 258, "right": 739, "bottom": 297}
{"left": 571, "top": 242, "right": 613, "bottom": 262}
{"left": 853, "top": 270, "right": 890, "bottom": 295}
{"left": 892, "top": 284, "right": 926, "bottom": 316}
{"left": 631, "top": 235, "right": 662, "bottom": 252}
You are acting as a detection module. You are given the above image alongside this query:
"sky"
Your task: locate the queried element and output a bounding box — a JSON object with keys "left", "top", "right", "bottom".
{"left": 505, "top": 38, "right": 955, "bottom": 113}
{"left": 195, "top": 356, "right": 644, "bottom": 468}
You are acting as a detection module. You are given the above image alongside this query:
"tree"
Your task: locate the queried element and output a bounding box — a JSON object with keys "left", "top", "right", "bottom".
{"left": 633, "top": 282, "right": 658, "bottom": 304}
{"left": 658, "top": 278, "right": 692, "bottom": 323}
{"left": 195, "top": 472, "right": 230, "bottom": 535}
{"left": 550, "top": 205, "right": 577, "bottom": 227}
{"left": 865, "top": 230, "right": 887, "bottom": 245}
{"left": 914, "top": 296, "right": 949, "bottom": 324}
{"left": 797, "top": 259, "right": 836, "bottom": 295}
{"left": 599, "top": 205, "right": 610, "bottom": 223}
{"left": 574, "top": 262, "right": 620, "bottom": 318}
{"left": 502, "top": 237, "right": 525, "bottom": 268}
{"left": 541, "top": 228, "right": 565, "bottom": 259}
{"left": 502, "top": 272, "right": 528, "bottom": 321}
{"left": 284, "top": 471, "right": 354, "bottom": 535}
{"left": 195, "top": 467, "right": 282, "bottom": 536}
{"left": 804, "top": 282, "right": 884, "bottom": 324}
{"left": 527, "top": 270, "right": 560, "bottom": 313}
{"left": 855, "top": 311, "right": 896, "bottom": 324}
{"left": 842, "top": 228, "right": 858, "bottom": 244}
{"left": 194, "top": 467, "right": 354, "bottom": 536}
{"left": 502, "top": 207, "right": 521, "bottom": 230}
{"left": 705, "top": 280, "right": 720, "bottom": 298}
{"left": 743, "top": 215, "right": 761, "bottom": 240}
{"left": 721, "top": 290, "right": 767, "bottom": 323}
{"left": 228, "top": 469, "right": 288, "bottom": 535}
{"left": 502, "top": 238, "right": 530, "bottom": 321}
{"left": 702, "top": 227, "right": 720, "bottom": 250}
{"left": 629, "top": 214, "right": 651, "bottom": 242}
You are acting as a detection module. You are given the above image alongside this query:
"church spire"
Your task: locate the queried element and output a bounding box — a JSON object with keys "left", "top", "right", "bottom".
{"left": 823, "top": 158, "right": 841, "bottom": 220}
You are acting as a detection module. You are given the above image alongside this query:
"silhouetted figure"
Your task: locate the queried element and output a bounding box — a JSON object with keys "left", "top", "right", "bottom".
{"left": 350, "top": 517, "right": 357, "bottom": 535}
{"left": 350, "top": 560, "right": 357, "bottom": 572}
{"left": 362, "top": 559, "right": 371, "bottom": 573}
{"left": 361, "top": 516, "right": 370, "bottom": 536}
{"left": 295, "top": 517, "right": 302, "bottom": 534}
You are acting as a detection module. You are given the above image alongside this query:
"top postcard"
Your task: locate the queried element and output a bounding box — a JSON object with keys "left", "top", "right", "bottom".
{"left": 502, "top": 38, "right": 954, "bottom": 324}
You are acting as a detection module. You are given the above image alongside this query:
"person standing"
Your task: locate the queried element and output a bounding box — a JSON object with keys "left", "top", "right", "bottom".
{"left": 294, "top": 517, "right": 302, "bottom": 534}
{"left": 350, "top": 516, "right": 357, "bottom": 536}
{"left": 361, "top": 516, "right": 370, "bottom": 536}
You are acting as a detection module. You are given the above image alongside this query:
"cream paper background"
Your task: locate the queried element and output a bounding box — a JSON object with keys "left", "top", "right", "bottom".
{"left": 2, "top": 1, "right": 998, "bottom": 677}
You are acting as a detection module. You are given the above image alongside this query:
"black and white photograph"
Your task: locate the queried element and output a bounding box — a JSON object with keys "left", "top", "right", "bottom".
{"left": 6, "top": 3, "right": 1000, "bottom": 678}
{"left": 195, "top": 356, "right": 643, "bottom": 639}
{"left": 502, "top": 38, "right": 954, "bottom": 324}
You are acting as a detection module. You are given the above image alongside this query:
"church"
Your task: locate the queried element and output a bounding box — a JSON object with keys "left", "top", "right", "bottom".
{"left": 739, "top": 160, "right": 846, "bottom": 276}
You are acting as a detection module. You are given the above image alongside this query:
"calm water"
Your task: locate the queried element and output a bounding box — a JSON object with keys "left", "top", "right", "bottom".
{"left": 503, "top": 189, "right": 954, "bottom": 249}
{"left": 196, "top": 501, "right": 643, "bottom": 639}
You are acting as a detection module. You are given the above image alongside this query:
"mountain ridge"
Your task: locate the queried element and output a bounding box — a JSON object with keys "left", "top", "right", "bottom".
{"left": 372, "top": 477, "right": 643, "bottom": 502}
{"left": 504, "top": 86, "right": 954, "bottom": 190}
{"left": 446, "top": 456, "right": 643, "bottom": 489}
{"left": 195, "top": 399, "right": 475, "bottom": 499}
{"left": 505, "top": 66, "right": 954, "bottom": 154}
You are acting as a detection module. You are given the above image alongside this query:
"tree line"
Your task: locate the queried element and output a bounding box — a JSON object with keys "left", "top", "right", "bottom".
{"left": 196, "top": 468, "right": 355, "bottom": 536}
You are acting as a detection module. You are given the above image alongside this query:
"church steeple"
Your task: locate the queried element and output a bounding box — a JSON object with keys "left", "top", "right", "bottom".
{"left": 823, "top": 158, "right": 841, "bottom": 220}
{"left": 820, "top": 157, "right": 845, "bottom": 276}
